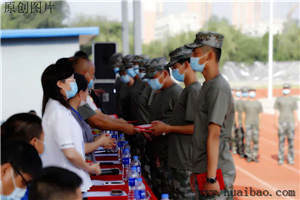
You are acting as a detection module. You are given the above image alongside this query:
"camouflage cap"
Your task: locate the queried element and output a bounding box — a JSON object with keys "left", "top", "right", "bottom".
{"left": 186, "top": 31, "right": 224, "bottom": 49}
{"left": 144, "top": 57, "right": 168, "bottom": 79}
{"left": 168, "top": 46, "right": 192, "bottom": 68}
{"left": 283, "top": 83, "right": 291, "bottom": 89}
{"left": 110, "top": 53, "right": 123, "bottom": 68}
{"left": 123, "top": 55, "right": 135, "bottom": 69}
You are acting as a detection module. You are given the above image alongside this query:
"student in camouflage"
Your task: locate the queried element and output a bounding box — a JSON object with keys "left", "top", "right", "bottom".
{"left": 234, "top": 88, "right": 245, "bottom": 157}
{"left": 242, "top": 88, "right": 263, "bottom": 162}
{"left": 144, "top": 57, "right": 183, "bottom": 198}
{"left": 186, "top": 32, "right": 236, "bottom": 200}
{"left": 274, "top": 83, "right": 298, "bottom": 165}
{"left": 150, "top": 46, "right": 200, "bottom": 200}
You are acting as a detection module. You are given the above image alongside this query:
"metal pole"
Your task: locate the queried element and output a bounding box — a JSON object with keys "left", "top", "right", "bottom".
{"left": 133, "top": 0, "right": 142, "bottom": 55}
{"left": 122, "top": 0, "right": 129, "bottom": 55}
{"left": 268, "top": 0, "right": 274, "bottom": 99}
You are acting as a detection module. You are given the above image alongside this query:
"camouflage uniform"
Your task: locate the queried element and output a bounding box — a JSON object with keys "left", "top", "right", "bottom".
{"left": 242, "top": 91, "right": 263, "bottom": 162}
{"left": 186, "top": 32, "right": 236, "bottom": 200}
{"left": 274, "top": 84, "right": 298, "bottom": 164}
{"left": 144, "top": 57, "right": 183, "bottom": 198}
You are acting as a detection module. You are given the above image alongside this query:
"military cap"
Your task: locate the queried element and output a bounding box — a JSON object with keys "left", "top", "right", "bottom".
{"left": 283, "top": 83, "right": 291, "bottom": 89}
{"left": 241, "top": 87, "right": 249, "bottom": 93}
{"left": 168, "top": 46, "right": 192, "bottom": 68}
{"left": 144, "top": 57, "right": 168, "bottom": 79}
{"left": 186, "top": 31, "right": 224, "bottom": 49}
{"left": 110, "top": 53, "right": 123, "bottom": 68}
{"left": 248, "top": 88, "right": 256, "bottom": 92}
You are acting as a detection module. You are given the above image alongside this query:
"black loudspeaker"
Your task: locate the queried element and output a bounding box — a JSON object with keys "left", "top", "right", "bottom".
{"left": 94, "top": 83, "right": 117, "bottom": 115}
{"left": 94, "top": 43, "right": 116, "bottom": 79}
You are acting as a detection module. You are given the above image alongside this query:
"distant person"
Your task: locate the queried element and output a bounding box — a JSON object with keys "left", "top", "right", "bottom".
{"left": 1, "top": 140, "right": 42, "bottom": 200}
{"left": 274, "top": 83, "right": 298, "bottom": 165}
{"left": 28, "top": 167, "right": 82, "bottom": 200}
{"left": 41, "top": 58, "right": 100, "bottom": 192}
{"left": 1, "top": 113, "right": 45, "bottom": 154}
{"left": 234, "top": 88, "right": 245, "bottom": 157}
{"left": 242, "top": 88, "right": 263, "bottom": 162}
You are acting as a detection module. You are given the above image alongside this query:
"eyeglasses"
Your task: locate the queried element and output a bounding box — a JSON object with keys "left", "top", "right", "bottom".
{"left": 13, "top": 167, "right": 32, "bottom": 186}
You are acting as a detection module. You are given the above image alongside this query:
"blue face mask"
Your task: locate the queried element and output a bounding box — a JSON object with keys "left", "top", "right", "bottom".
{"left": 134, "top": 65, "right": 139, "bottom": 74}
{"left": 120, "top": 74, "right": 130, "bottom": 83}
{"left": 283, "top": 89, "right": 290, "bottom": 95}
{"left": 138, "top": 72, "right": 146, "bottom": 79}
{"left": 88, "top": 79, "right": 94, "bottom": 89}
{"left": 0, "top": 169, "right": 27, "bottom": 200}
{"left": 249, "top": 92, "right": 256, "bottom": 98}
{"left": 66, "top": 81, "right": 78, "bottom": 99}
{"left": 113, "top": 67, "right": 120, "bottom": 74}
{"left": 242, "top": 92, "right": 248, "bottom": 98}
{"left": 142, "top": 78, "right": 149, "bottom": 83}
{"left": 190, "top": 55, "right": 208, "bottom": 72}
{"left": 172, "top": 69, "right": 184, "bottom": 82}
{"left": 126, "top": 68, "right": 137, "bottom": 78}
{"left": 236, "top": 92, "right": 242, "bottom": 98}
{"left": 149, "top": 78, "right": 163, "bottom": 90}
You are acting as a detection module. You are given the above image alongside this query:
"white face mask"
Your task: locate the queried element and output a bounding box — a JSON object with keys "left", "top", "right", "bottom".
{"left": 0, "top": 169, "right": 27, "bottom": 200}
{"left": 283, "top": 89, "right": 290, "bottom": 95}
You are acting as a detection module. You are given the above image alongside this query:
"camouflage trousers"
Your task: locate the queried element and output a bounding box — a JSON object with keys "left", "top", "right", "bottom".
{"left": 169, "top": 168, "right": 195, "bottom": 200}
{"left": 278, "top": 122, "right": 295, "bottom": 163}
{"left": 231, "top": 126, "right": 245, "bottom": 155}
{"left": 245, "top": 124, "right": 259, "bottom": 160}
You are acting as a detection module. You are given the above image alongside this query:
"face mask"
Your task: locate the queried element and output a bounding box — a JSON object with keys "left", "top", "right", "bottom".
{"left": 113, "top": 67, "right": 120, "bottom": 74}
{"left": 1, "top": 170, "right": 27, "bottom": 200}
{"left": 236, "top": 91, "right": 241, "bottom": 98}
{"left": 88, "top": 79, "right": 94, "bottom": 89}
{"left": 283, "top": 89, "right": 290, "bottom": 95}
{"left": 249, "top": 92, "right": 256, "bottom": 98}
{"left": 242, "top": 92, "right": 248, "bottom": 98}
{"left": 142, "top": 78, "right": 149, "bottom": 83}
{"left": 149, "top": 78, "right": 163, "bottom": 90}
{"left": 126, "top": 68, "right": 136, "bottom": 78}
{"left": 172, "top": 69, "right": 184, "bottom": 82}
{"left": 138, "top": 72, "right": 146, "bottom": 79}
{"left": 120, "top": 74, "right": 130, "bottom": 83}
{"left": 66, "top": 81, "right": 78, "bottom": 99}
{"left": 133, "top": 65, "right": 139, "bottom": 74}
{"left": 190, "top": 54, "right": 208, "bottom": 72}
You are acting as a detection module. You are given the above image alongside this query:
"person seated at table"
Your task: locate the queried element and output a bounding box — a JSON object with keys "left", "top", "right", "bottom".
{"left": 41, "top": 58, "right": 101, "bottom": 193}
{"left": 1, "top": 113, "right": 45, "bottom": 155}
{"left": 28, "top": 167, "right": 82, "bottom": 200}
{"left": 1, "top": 140, "right": 42, "bottom": 200}
{"left": 69, "top": 73, "right": 116, "bottom": 162}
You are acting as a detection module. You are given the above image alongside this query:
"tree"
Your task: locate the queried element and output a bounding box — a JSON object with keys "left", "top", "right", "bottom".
{"left": 1, "top": 0, "right": 69, "bottom": 29}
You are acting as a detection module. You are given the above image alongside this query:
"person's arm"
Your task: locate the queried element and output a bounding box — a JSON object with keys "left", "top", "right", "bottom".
{"left": 84, "top": 134, "right": 115, "bottom": 154}
{"left": 235, "top": 112, "right": 239, "bottom": 127}
{"left": 62, "top": 148, "right": 101, "bottom": 175}
{"left": 151, "top": 120, "right": 193, "bottom": 136}
{"left": 87, "top": 114, "right": 135, "bottom": 135}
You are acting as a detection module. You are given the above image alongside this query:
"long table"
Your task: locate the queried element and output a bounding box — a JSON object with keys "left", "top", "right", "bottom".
{"left": 84, "top": 154, "right": 157, "bottom": 200}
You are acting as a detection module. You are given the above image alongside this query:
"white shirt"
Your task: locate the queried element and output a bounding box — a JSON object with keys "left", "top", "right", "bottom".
{"left": 41, "top": 99, "right": 92, "bottom": 192}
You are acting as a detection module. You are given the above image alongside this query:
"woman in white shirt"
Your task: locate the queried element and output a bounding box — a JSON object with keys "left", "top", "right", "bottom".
{"left": 41, "top": 58, "right": 101, "bottom": 192}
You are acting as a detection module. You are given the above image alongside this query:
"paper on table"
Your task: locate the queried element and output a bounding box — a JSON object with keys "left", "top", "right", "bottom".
{"left": 98, "top": 160, "right": 121, "bottom": 164}
{"left": 94, "top": 153, "right": 118, "bottom": 157}
{"left": 135, "top": 124, "right": 152, "bottom": 129}
{"left": 83, "top": 191, "right": 127, "bottom": 197}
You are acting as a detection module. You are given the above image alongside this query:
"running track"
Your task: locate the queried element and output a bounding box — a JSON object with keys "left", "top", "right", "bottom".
{"left": 232, "top": 88, "right": 300, "bottom": 200}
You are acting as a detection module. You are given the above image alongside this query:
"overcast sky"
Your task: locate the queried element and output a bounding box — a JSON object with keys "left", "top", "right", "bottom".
{"left": 66, "top": 0, "right": 300, "bottom": 23}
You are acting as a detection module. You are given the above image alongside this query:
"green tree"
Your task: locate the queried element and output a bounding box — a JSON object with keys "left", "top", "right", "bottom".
{"left": 1, "top": 0, "right": 69, "bottom": 29}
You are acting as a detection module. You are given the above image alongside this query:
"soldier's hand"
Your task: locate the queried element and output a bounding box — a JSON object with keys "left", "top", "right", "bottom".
{"left": 151, "top": 121, "right": 170, "bottom": 136}
{"left": 95, "top": 133, "right": 115, "bottom": 149}
{"left": 202, "top": 181, "right": 220, "bottom": 196}
{"left": 122, "top": 124, "right": 136, "bottom": 135}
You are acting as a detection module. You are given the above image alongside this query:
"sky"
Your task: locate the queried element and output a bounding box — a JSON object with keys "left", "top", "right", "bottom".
{"left": 65, "top": 0, "right": 300, "bottom": 23}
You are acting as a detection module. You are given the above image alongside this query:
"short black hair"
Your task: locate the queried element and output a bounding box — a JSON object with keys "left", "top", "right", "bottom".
{"left": 74, "top": 50, "right": 89, "bottom": 60}
{"left": 74, "top": 73, "right": 88, "bottom": 92}
{"left": 202, "top": 46, "right": 222, "bottom": 63}
{"left": 177, "top": 57, "right": 190, "bottom": 65}
{"left": 1, "top": 140, "right": 42, "bottom": 178}
{"left": 1, "top": 113, "right": 43, "bottom": 143}
{"left": 29, "top": 167, "right": 82, "bottom": 200}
